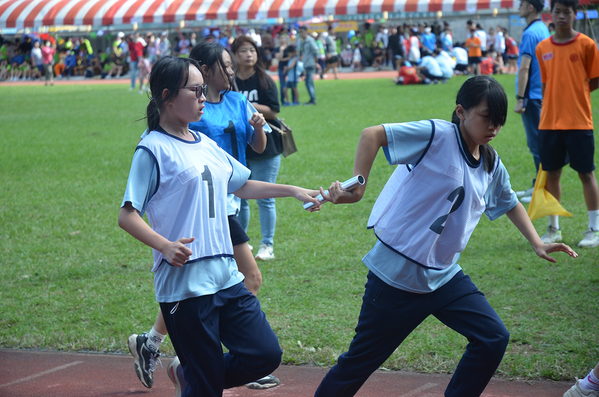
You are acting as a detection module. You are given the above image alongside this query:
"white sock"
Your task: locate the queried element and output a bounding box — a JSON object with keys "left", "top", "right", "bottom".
{"left": 580, "top": 369, "right": 599, "bottom": 391}
{"left": 146, "top": 327, "right": 166, "bottom": 352}
{"left": 588, "top": 210, "right": 599, "bottom": 231}
{"left": 548, "top": 215, "right": 560, "bottom": 229}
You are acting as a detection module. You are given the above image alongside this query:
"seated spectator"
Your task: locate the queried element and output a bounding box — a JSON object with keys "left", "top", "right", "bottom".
{"left": 453, "top": 45, "right": 469, "bottom": 75}
{"left": 432, "top": 48, "right": 454, "bottom": 80}
{"left": 0, "top": 59, "right": 8, "bottom": 81}
{"left": 371, "top": 40, "right": 385, "bottom": 69}
{"left": 393, "top": 60, "right": 420, "bottom": 85}
{"left": 417, "top": 54, "right": 444, "bottom": 83}
{"left": 480, "top": 51, "right": 494, "bottom": 75}
{"left": 10, "top": 48, "right": 28, "bottom": 81}
{"left": 341, "top": 44, "right": 353, "bottom": 67}
{"left": 54, "top": 49, "right": 66, "bottom": 78}
{"left": 63, "top": 50, "right": 77, "bottom": 79}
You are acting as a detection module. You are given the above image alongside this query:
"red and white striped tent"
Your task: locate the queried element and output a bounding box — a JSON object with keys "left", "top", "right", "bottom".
{"left": 1, "top": 0, "right": 592, "bottom": 29}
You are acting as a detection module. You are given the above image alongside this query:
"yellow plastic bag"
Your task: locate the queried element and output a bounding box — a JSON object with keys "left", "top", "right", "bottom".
{"left": 527, "top": 164, "right": 573, "bottom": 221}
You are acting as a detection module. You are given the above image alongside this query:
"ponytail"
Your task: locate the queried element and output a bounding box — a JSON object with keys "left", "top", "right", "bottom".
{"left": 146, "top": 99, "right": 160, "bottom": 132}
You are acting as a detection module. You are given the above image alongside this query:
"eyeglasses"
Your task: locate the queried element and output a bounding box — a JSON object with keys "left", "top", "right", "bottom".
{"left": 182, "top": 84, "right": 207, "bottom": 99}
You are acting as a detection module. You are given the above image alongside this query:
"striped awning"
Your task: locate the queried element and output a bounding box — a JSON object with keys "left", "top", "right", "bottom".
{"left": 1, "top": 0, "right": 529, "bottom": 29}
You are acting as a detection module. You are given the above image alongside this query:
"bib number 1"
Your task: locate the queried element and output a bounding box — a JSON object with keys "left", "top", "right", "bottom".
{"left": 201, "top": 166, "right": 215, "bottom": 218}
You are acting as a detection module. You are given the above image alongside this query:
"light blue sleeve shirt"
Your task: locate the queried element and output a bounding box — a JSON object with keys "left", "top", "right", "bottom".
{"left": 120, "top": 132, "right": 251, "bottom": 302}
{"left": 364, "top": 121, "right": 518, "bottom": 294}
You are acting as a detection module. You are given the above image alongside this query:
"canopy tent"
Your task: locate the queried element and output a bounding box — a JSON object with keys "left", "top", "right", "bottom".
{"left": 0, "top": 0, "right": 530, "bottom": 29}
{"left": 2, "top": 0, "right": 597, "bottom": 29}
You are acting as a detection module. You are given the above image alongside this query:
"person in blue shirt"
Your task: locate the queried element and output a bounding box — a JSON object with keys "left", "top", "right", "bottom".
{"left": 513, "top": 0, "right": 551, "bottom": 203}
{"left": 314, "top": 76, "right": 577, "bottom": 397}
{"left": 119, "top": 56, "right": 321, "bottom": 397}
{"left": 64, "top": 50, "right": 77, "bottom": 78}
{"left": 421, "top": 26, "right": 437, "bottom": 55}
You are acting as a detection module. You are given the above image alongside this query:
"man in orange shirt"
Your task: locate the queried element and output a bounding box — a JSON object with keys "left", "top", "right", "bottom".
{"left": 535, "top": 0, "right": 599, "bottom": 248}
{"left": 465, "top": 27, "right": 482, "bottom": 75}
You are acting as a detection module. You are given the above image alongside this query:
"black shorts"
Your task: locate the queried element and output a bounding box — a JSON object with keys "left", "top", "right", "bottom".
{"left": 455, "top": 64, "right": 468, "bottom": 72}
{"left": 326, "top": 55, "right": 339, "bottom": 64}
{"left": 468, "top": 56, "right": 481, "bottom": 64}
{"left": 539, "top": 129, "right": 595, "bottom": 173}
{"left": 228, "top": 215, "right": 250, "bottom": 246}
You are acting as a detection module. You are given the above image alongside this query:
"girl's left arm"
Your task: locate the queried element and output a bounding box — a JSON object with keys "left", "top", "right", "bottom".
{"left": 506, "top": 202, "right": 578, "bottom": 262}
{"left": 234, "top": 180, "right": 322, "bottom": 211}
{"left": 248, "top": 112, "right": 267, "bottom": 154}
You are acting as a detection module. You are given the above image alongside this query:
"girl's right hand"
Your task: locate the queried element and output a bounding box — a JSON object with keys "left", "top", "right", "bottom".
{"left": 162, "top": 237, "right": 195, "bottom": 267}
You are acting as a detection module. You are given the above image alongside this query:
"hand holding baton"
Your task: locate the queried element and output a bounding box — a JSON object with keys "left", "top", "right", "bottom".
{"left": 303, "top": 175, "right": 365, "bottom": 210}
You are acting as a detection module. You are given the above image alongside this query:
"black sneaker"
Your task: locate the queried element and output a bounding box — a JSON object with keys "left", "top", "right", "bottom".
{"left": 127, "top": 333, "right": 161, "bottom": 388}
{"left": 303, "top": 101, "right": 316, "bottom": 106}
{"left": 246, "top": 374, "right": 281, "bottom": 389}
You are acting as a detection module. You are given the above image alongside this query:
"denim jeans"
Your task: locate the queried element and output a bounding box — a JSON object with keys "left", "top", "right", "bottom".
{"left": 315, "top": 271, "right": 509, "bottom": 397}
{"left": 520, "top": 98, "right": 542, "bottom": 176}
{"left": 129, "top": 60, "right": 138, "bottom": 89}
{"left": 238, "top": 154, "right": 281, "bottom": 246}
{"left": 304, "top": 66, "right": 316, "bottom": 103}
{"left": 278, "top": 68, "right": 287, "bottom": 103}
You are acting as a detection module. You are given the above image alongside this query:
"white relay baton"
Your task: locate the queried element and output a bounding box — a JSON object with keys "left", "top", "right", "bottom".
{"left": 303, "top": 175, "right": 365, "bottom": 210}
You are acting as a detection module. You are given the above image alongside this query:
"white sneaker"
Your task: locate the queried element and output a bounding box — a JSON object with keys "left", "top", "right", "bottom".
{"left": 516, "top": 187, "right": 534, "bottom": 199}
{"left": 246, "top": 374, "right": 280, "bottom": 389}
{"left": 255, "top": 244, "right": 275, "bottom": 261}
{"left": 167, "top": 356, "right": 188, "bottom": 397}
{"left": 520, "top": 195, "right": 532, "bottom": 203}
{"left": 578, "top": 228, "right": 599, "bottom": 248}
{"left": 563, "top": 379, "right": 599, "bottom": 397}
{"left": 541, "top": 226, "right": 562, "bottom": 244}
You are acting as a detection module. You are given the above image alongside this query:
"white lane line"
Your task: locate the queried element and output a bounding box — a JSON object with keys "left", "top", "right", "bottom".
{"left": 398, "top": 382, "right": 438, "bottom": 397}
{"left": 0, "top": 361, "right": 84, "bottom": 388}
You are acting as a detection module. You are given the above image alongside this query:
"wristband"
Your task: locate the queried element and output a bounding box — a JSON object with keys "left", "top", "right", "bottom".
{"left": 516, "top": 95, "right": 525, "bottom": 100}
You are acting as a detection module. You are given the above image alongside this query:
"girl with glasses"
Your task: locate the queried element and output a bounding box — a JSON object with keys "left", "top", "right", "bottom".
{"left": 119, "top": 56, "right": 321, "bottom": 397}
{"left": 126, "top": 40, "right": 283, "bottom": 392}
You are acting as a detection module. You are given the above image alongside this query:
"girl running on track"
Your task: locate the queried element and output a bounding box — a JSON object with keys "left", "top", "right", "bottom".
{"left": 119, "top": 56, "right": 321, "bottom": 397}
{"left": 315, "top": 75, "right": 578, "bottom": 397}
{"left": 127, "top": 42, "right": 280, "bottom": 391}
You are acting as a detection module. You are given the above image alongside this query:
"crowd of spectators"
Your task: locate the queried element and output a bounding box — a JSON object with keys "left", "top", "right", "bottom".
{"left": 1, "top": 19, "right": 558, "bottom": 87}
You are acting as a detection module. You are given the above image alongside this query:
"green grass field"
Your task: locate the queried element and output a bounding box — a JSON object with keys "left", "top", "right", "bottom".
{"left": 0, "top": 75, "right": 597, "bottom": 381}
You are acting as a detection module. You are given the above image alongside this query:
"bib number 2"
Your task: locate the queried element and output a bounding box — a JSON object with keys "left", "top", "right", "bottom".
{"left": 429, "top": 186, "right": 465, "bottom": 234}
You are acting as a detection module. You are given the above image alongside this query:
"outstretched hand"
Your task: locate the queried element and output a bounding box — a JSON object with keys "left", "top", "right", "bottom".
{"left": 295, "top": 188, "right": 323, "bottom": 212}
{"left": 162, "top": 237, "right": 195, "bottom": 267}
{"left": 319, "top": 181, "right": 362, "bottom": 205}
{"left": 533, "top": 242, "right": 578, "bottom": 263}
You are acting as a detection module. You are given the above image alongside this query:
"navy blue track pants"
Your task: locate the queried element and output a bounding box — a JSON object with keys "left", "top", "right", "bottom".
{"left": 160, "top": 282, "right": 282, "bottom": 397}
{"left": 315, "top": 270, "right": 510, "bottom": 397}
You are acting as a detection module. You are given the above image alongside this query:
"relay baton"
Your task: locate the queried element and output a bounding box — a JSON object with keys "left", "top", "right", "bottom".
{"left": 303, "top": 175, "right": 365, "bottom": 210}
{"left": 246, "top": 101, "right": 272, "bottom": 133}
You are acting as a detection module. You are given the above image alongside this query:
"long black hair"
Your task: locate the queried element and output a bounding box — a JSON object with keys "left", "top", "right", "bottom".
{"left": 189, "top": 42, "right": 234, "bottom": 95}
{"left": 230, "top": 35, "right": 274, "bottom": 91}
{"left": 146, "top": 56, "right": 200, "bottom": 131}
{"left": 451, "top": 75, "right": 507, "bottom": 173}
